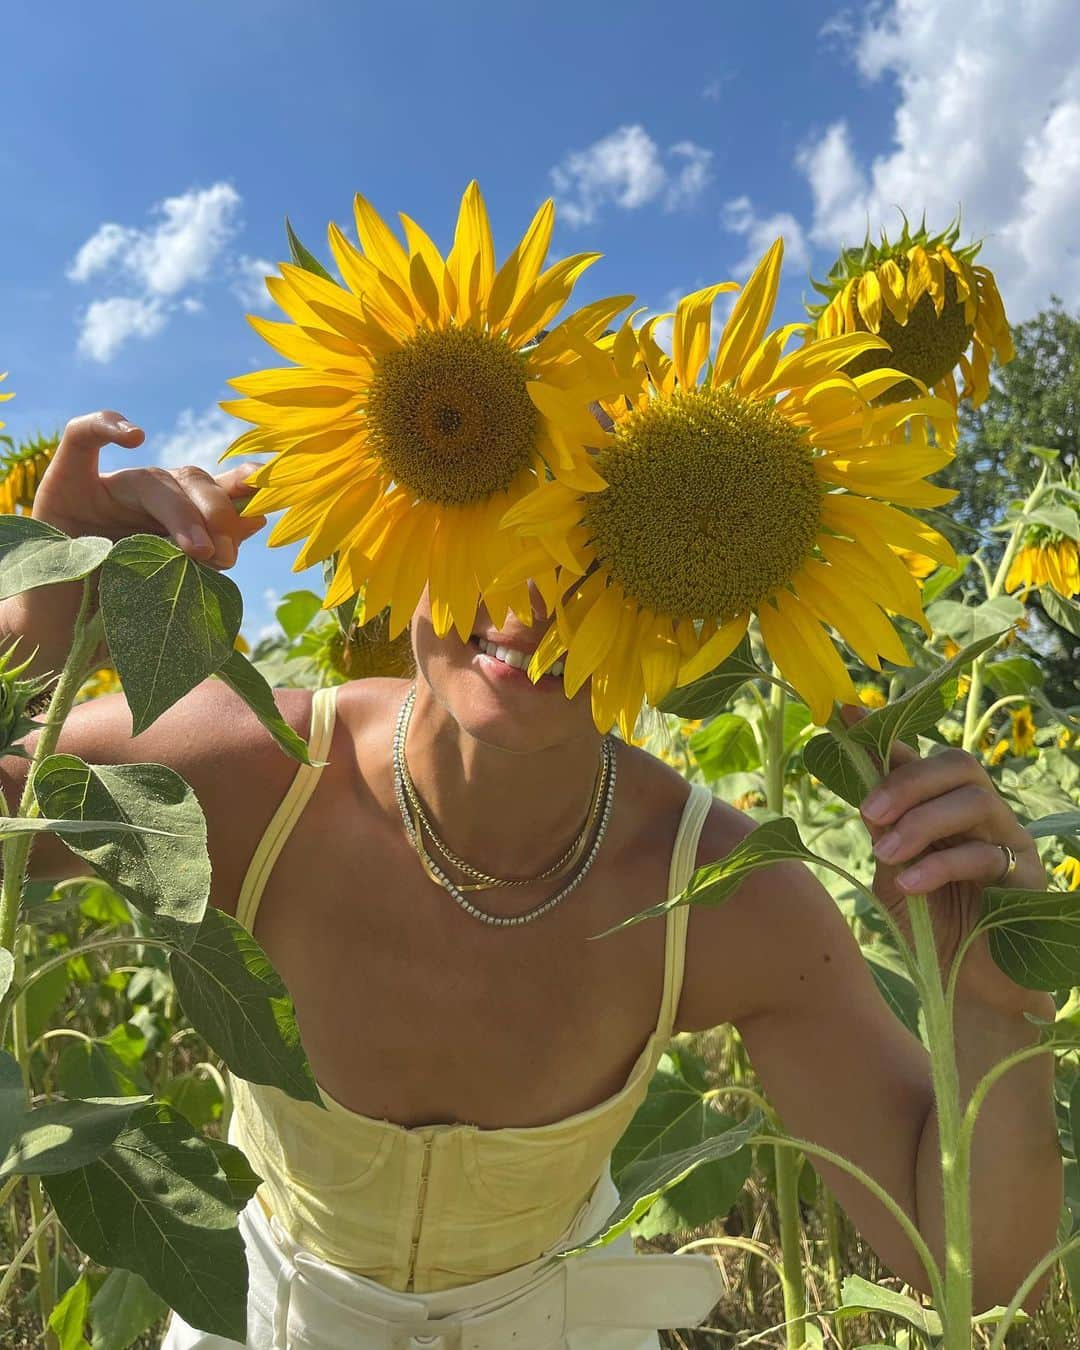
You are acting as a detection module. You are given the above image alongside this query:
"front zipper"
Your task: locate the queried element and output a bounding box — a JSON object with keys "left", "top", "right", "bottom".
{"left": 405, "top": 1131, "right": 435, "bottom": 1292}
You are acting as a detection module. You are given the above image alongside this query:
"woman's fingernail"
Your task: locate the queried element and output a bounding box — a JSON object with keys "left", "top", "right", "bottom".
{"left": 188, "top": 525, "right": 212, "bottom": 551}
{"left": 116, "top": 418, "right": 138, "bottom": 432}
{"left": 861, "top": 790, "right": 889, "bottom": 822}
{"left": 874, "top": 832, "right": 901, "bottom": 861}
{"left": 896, "top": 865, "right": 926, "bottom": 890}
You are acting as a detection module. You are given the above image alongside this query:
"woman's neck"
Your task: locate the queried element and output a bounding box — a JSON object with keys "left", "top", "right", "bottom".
{"left": 401, "top": 680, "right": 607, "bottom": 882}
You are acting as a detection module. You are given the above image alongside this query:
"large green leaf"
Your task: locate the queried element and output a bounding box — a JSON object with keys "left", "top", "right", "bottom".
{"left": 864, "top": 946, "right": 920, "bottom": 1035}
{"left": 0, "top": 1094, "right": 150, "bottom": 1178}
{"left": 689, "top": 714, "right": 760, "bottom": 779}
{"left": 275, "top": 588, "right": 323, "bottom": 639}
{"left": 602, "top": 817, "right": 820, "bottom": 935}
{"left": 99, "top": 535, "right": 242, "bottom": 734}
{"left": 158, "top": 1071, "right": 222, "bottom": 1129}
{"left": 849, "top": 630, "right": 1002, "bottom": 766}
{"left": 981, "top": 887, "right": 1080, "bottom": 992}
{"left": 0, "top": 515, "right": 112, "bottom": 601}
{"left": 553, "top": 1111, "right": 761, "bottom": 1255}
{"left": 837, "top": 1274, "right": 942, "bottom": 1337}
{"left": 213, "top": 648, "right": 314, "bottom": 765}
{"left": 33, "top": 755, "right": 210, "bottom": 949}
{"left": 204, "top": 1136, "right": 264, "bottom": 1211}
{"left": 803, "top": 733, "right": 868, "bottom": 809}
{"left": 919, "top": 555, "right": 971, "bottom": 606}
{"left": 169, "top": 906, "right": 322, "bottom": 1106}
{"left": 43, "top": 1102, "right": 247, "bottom": 1342}
{"left": 983, "top": 655, "right": 1045, "bottom": 697}
{"left": 612, "top": 1059, "right": 752, "bottom": 1237}
{"left": 48, "top": 1271, "right": 93, "bottom": 1350}
{"left": 88, "top": 1269, "right": 168, "bottom": 1350}
{"left": 1026, "top": 811, "right": 1080, "bottom": 844}
{"left": 924, "top": 595, "right": 1025, "bottom": 644}
{"left": 1041, "top": 587, "right": 1080, "bottom": 639}
{"left": 57, "top": 1024, "right": 149, "bottom": 1099}
{"left": 657, "top": 637, "right": 763, "bottom": 719}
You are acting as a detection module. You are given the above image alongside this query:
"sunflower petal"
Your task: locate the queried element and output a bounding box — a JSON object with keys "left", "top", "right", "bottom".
{"left": 712, "top": 238, "right": 783, "bottom": 386}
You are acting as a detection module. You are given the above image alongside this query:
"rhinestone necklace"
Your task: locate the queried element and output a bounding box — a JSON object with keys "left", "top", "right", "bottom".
{"left": 392, "top": 685, "right": 617, "bottom": 927}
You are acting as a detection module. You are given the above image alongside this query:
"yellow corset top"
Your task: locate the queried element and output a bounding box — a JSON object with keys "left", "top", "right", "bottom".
{"left": 227, "top": 684, "right": 714, "bottom": 1292}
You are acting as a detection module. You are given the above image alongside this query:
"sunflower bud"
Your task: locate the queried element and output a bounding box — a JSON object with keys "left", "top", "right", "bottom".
{"left": 0, "top": 639, "right": 53, "bottom": 757}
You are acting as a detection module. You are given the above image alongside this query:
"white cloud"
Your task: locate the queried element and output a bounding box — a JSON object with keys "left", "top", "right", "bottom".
{"left": 77, "top": 296, "right": 166, "bottom": 363}
{"left": 798, "top": 0, "right": 1080, "bottom": 318}
{"left": 550, "top": 125, "right": 712, "bottom": 227}
{"left": 67, "top": 182, "right": 243, "bottom": 361}
{"left": 722, "top": 194, "right": 811, "bottom": 277}
{"left": 157, "top": 406, "right": 241, "bottom": 473}
{"left": 701, "top": 73, "right": 734, "bottom": 101}
{"left": 232, "top": 255, "right": 277, "bottom": 311}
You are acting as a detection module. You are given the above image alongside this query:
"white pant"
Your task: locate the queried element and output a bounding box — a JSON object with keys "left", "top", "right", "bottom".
{"left": 161, "top": 1167, "right": 722, "bottom": 1349}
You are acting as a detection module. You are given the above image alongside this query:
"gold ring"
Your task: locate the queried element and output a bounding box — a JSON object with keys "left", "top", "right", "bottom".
{"left": 993, "top": 843, "right": 1018, "bottom": 885}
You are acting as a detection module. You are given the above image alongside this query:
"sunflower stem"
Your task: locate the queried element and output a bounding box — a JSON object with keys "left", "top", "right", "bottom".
{"left": 774, "top": 1144, "right": 809, "bottom": 1350}
{"left": 764, "top": 673, "right": 786, "bottom": 815}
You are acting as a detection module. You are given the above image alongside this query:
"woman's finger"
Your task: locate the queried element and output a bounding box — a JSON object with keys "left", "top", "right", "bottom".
{"left": 892, "top": 839, "right": 1042, "bottom": 894}
{"left": 871, "top": 782, "right": 1029, "bottom": 867}
{"left": 171, "top": 465, "right": 266, "bottom": 566}
{"left": 861, "top": 746, "right": 987, "bottom": 827}
{"left": 104, "top": 466, "right": 228, "bottom": 560}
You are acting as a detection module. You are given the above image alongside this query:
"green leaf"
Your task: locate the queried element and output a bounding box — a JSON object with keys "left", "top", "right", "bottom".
{"left": 275, "top": 588, "right": 323, "bottom": 639}
{"left": 0, "top": 516, "right": 112, "bottom": 602}
{"left": 169, "top": 906, "right": 321, "bottom": 1106}
{"left": 849, "top": 629, "right": 1003, "bottom": 766}
{"left": 1026, "top": 811, "right": 1080, "bottom": 844}
{"left": 76, "top": 880, "right": 133, "bottom": 927}
{"left": 612, "top": 1066, "right": 751, "bottom": 1237}
{"left": 204, "top": 1136, "right": 263, "bottom": 1211}
{"left": 803, "top": 733, "right": 867, "bottom": 809}
{"left": 981, "top": 887, "right": 1080, "bottom": 992}
{"left": 602, "top": 817, "right": 821, "bottom": 935}
{"left": 925, "top": 596, "right": 1025, "bottom": 644}
{"left": 1041, "top": 587, "right": 1080, "bottom": 638}
{"left": 49, "top": 1271, "right": 92, "bottom": 1350}
{"left": 689, "top": 714, "right": 760, "bottom": 778}
{"left": 158, "top": 1071, "right": 222, "bottom": 1129}
{"left": 554, "top": 1111, "right": 760, "bottom": 1255}
{"left": 1003, "top": 504, "right": 1080, "bottom": 541}
{"left": 0, "top": 1049, "right": 24, "bottom": 1157}
{"left": 57, "top": 1024, "right": 149, "bottom": 1100}
{"left": 99, "top": 535, "right": 242, "bottom": 734}
{"left": 864, "top": 946, "right": 920, "bottom": 1035}
{"left": 837, "top": 1274, "right": 942, "bottom": 1337}
{"left": 0, "top": 1095, "right": 150, "bottom": 1178}
{"left": 33, "top": 755, "right": 210, "bottom": 949}
{"left": 89, "top": 1268, "right": 168, "bottom": 1350}
{"left": 285, "top": 218, "right": 335, "bottom": 283}
{"left": 657, "top": 637, "right": 763, "bottom": 719}
{"left": 919, "top": 554, "right": 971, "bottom": 606}
{"left": 984, "top": 655, "right": 1045, "bottom": 697}
{"left": 24, "top": 956, "right": 71, "bottom": 1042}
{"left": 213, "top": 649, "right": 314, "bottom": 765}
{"left": 0, "top": 946, "right": 11, "bottom": 1001}
{"left": 42, "top": 1102, "right": 247, "bottom": 1342}
{"left": 0, "top": 815, "right": 182, "bottom": 839}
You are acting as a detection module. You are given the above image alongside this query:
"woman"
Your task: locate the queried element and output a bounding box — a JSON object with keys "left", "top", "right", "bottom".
{"left": 5, "top": 411, "right": 1062, "bottom": 1347}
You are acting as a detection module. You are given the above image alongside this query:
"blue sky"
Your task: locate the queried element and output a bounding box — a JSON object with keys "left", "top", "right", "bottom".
{"left": 2, "top": 0, "right": 1077, "bottom": 638}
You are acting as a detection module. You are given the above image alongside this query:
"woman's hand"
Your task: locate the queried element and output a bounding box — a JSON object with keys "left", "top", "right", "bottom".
{"left": 31, "top": 410, "right": 266, "bottom": 570}
{"left": 850, "top": 718, "right": 1047, "bottom": 1015}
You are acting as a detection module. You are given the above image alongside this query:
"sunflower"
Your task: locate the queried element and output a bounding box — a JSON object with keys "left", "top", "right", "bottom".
{"left": 501, "top": 238, "right": 958, "bottom": 734}
{"left": 0, "top": 431, "right": 57, "bottom": 516}
{"left": 1009, "top": 704, "right": 1037, "bottom": 756}
{"left": 220, "top": 183, "right": 631, "bottom": 642}
{"left": 987, "top": 739, "right": 1010, "bottom": 766}
{"left": 857, "top": 684, "right": 887, "bottom": 710}
{"left": 1005, "top": 535, "right": 1079, "bottom": 599}
{"left": 1054, "top": 857, "right": 1080, "bottom": 891}
{"left": 807, "top": 217, "right": 1013, "bottom": 430}
{"left": 76, "top": 667, "right": 122, "bottom": 703}
{"left": 331, "top": 606, "right": 415, "bottom": 680}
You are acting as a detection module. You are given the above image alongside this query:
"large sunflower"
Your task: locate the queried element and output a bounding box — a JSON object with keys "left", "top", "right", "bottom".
{"left": 807, "top": 218, "right": 1013, "bottom": 431}
{"left": 501, "top": 239, "right": 959, "bottom": 734}
{"left": 220, "top": 183, "right": 631, "bottom": 641}
{"left": 0, "top": 432, "right": 57, "bottom": 516}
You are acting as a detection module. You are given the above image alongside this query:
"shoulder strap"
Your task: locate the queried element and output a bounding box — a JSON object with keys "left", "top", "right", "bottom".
{"left": 656, "top": 783, "right": 714, "bottom": 1039}
{"left": 234, "top": 685, "right": 339, "bottom": 933}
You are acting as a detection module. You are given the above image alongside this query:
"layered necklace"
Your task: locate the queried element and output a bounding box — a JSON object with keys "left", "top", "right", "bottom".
{"left": 392, "top": 685, "right": 616, "bottom": 927}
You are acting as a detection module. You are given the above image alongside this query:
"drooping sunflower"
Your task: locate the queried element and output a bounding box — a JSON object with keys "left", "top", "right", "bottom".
{"left": 502, "top": 238, "right": 959, "bottom": 734}
{"left": 1054, "top": 857, "right": 1080, "bottom": 891}
{"left": 0, "top": 431, "right": 56, "bottom": 516}
{"left": 1005, "top": 534, "right": 1079, "bottom": 599}
{"left": 221, "top": 183, "right": 631, "bottom": 641}
{"left": 1009, "top": 704, "right": 1037, "bottom": 756}
{"left": 807, "top": 218, "right": 1013, "bottom": 429}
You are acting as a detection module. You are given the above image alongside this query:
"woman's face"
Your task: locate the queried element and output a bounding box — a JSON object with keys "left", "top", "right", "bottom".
{"left": 410, "top": 583, "right": 598, "bottom": 752}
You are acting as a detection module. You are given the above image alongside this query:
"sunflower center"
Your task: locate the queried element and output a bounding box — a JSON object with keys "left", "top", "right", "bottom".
{"left": 846, "top": 258, "right": 974, "bottom": 397}
{"left": 586, "top": 387, "right": 822, "bottom": 621}
{"left": 365, "top": 326, "right": 538, "bottom": 506}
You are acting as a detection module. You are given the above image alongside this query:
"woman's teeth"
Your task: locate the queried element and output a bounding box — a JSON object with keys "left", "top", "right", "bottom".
{"left": 476, "top": 637, "right": 565, "bottom": 679}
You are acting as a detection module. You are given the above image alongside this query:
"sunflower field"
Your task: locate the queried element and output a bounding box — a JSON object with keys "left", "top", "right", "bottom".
{"left": 0, "top": 190, "right": 1079, "bottom": 1350}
